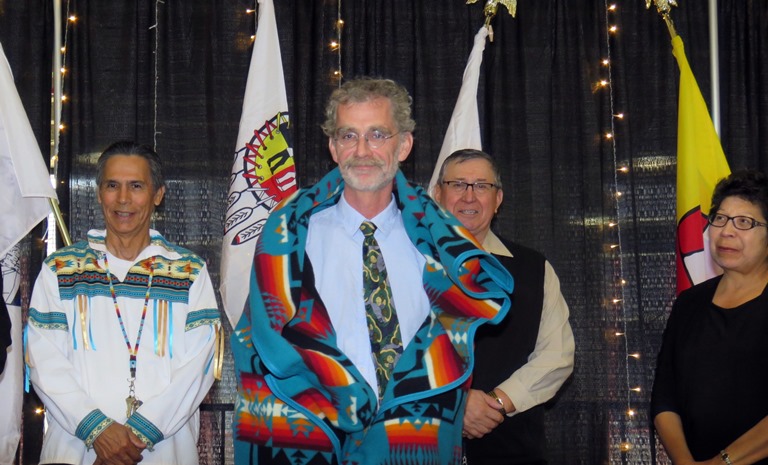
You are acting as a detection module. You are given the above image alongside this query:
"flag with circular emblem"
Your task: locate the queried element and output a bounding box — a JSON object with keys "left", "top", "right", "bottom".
{"left": 673, "top": 35, "right": 730, "bottom": 294}
{"left": 220, "top": 0, "right": 297, "bottom": 327}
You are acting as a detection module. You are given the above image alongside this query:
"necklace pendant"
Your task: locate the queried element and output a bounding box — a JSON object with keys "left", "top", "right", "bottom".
{"left": 125, "top": 395, "right": 143, "bottom": 417}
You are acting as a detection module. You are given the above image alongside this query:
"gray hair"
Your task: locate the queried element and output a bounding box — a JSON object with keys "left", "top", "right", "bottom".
{"left": 321, "top": 77, "right": 416, "bottom": 137}
{"left": 96, "top": 141, "right": 165, "bottom": 192}
{"left": 437, "top": 149, "right": 503, "bottom": 189}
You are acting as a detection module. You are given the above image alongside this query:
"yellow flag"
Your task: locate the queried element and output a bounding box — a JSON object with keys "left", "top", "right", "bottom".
{"left": 673, "top": 35, "right": 730, "bottom": 293}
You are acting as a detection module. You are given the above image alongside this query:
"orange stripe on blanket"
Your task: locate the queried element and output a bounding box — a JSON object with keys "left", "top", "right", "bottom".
{"left": 236, "top": 373, "right": 333, "bottom": 451}
{"left": 254, "top": 254, "right": 296, "bottom": 325}
{"left": 437, "top": 283, "right": 501, "bottom": 319}
{"left": 299, "top": 350, "right": 354, "bottom": 388}
{"left": 384, "top": 418, "right": 440, "bottom": 446}
{"left": 424, "top": 334, "right": 464, "bottom": 387}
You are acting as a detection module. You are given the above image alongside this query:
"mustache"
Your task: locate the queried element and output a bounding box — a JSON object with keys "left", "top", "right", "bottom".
{"left": 342, "top": 158, "right": 386, "bottom": 169}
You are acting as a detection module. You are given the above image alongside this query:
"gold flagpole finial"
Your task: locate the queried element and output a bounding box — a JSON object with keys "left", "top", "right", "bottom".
{"left": 645, "top": 0, "right": 679, "bottom": 39}
{"left": 467, "top": 0, "right": 517, "bottom": 42}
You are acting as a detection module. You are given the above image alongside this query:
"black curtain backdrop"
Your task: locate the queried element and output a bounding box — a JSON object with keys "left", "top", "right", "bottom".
{"left": 1, "top": 1, "right": 766, "bottom": 464}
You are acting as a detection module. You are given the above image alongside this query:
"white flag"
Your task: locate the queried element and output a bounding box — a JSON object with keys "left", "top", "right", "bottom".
{"left": 220, "top": 0, "right": 297, "bottom": 327}
{"left": 428, "top": 26, "right": 489, "bottom": 195}
{"left": 0, "top": 42, "right": 57, "bottom": 258}
{"left": 0, "top": 246, "right": 23, "bottom": 465}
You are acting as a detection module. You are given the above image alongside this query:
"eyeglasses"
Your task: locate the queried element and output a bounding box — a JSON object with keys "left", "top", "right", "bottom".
{"left": 334, "top": 129, "right": 399, "bottom": 149}
{"left": 708, "top": 213, "right": 768, "bottom": 230}
{"left": 441, "top": 180, "right": 499, "bottom": 194}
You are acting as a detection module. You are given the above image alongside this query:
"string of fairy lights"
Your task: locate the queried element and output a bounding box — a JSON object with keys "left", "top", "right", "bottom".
{"left": 598, "top": 1, "right": 643, "bottom": 459}
{"left": 248, "top": 1, "right": 344, "bottom": 85}
{"left": 332, "top": 2, "right": 344, "bottom": 85}
{"left": 46, "top": 4, "right": 76, "bottom": 256}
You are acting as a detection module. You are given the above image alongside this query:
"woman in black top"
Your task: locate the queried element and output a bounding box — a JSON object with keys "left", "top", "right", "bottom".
{"left": 652, "top": 170, "right": 768, "bottom": 465}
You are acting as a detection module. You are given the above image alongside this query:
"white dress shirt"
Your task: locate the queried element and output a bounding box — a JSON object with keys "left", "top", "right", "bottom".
{"left": 305, "top": 194, "right": 431, "bottom": 394}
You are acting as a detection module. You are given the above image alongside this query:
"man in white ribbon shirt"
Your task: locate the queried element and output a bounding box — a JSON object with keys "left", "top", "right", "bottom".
{"left": 27, "top": 141, "right": 221, "bottom": 465}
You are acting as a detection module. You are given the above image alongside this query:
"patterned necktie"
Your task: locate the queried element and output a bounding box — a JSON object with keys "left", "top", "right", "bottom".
{"left": 360, "top": 221, "right": 403, "bottom": 399}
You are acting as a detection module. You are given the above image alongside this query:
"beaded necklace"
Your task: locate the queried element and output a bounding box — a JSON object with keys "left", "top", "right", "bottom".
{"left": 104, "top": 253, "right": 155, "bottom": 417}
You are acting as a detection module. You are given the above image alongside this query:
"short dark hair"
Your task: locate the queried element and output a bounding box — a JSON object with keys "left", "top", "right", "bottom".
{"left": 96, "top": 141, "right": 164, "bottom": 192}
{"left": 321, "top": 77, "right": 416, "bottom": 137}
{"left": 437, "top": 149, "right": 503, "bottom": 189}
{"left": 710, "top": 169, "right": 768, "bottom": 221}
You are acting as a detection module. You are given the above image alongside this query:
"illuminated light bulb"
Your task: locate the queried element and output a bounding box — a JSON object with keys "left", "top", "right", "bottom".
{"left": 609, "top": 244, "right": 619, "bottom": 250}
{"left": 627, "top": 408, "right": 636, "bottom": 417}
{"left": 611, "top": 298, "right": 621, "bottom": 304}
{"left": 61, "top": 95, "right": 68, "bottom": 102}
{"left": 616, "top": 191, "right": 623, "bottom": 197}
{"left": 605, "top": 132, "right": 613, "bottom": 139}
{"left": 607, "top": 222, "right": 617, "bottom": 228}
{"left": 245, "top": 8, "right": 255, "bottom": 13}
{"left": 628, "top": 353, "right": 641, "bottom": 359}
{"left": 618, "top": 166, "right": 629, "bottom": 173}
{"left": 60, "top": 67, "right": 67, "bottom": 75}
{"left": 250, "top": 35, "right": 255, "bottom": 40}
{"left": 329, "top": 40, "right": 339, "bottom": 50}
{"left": 599, "top": 80, "right": 608, "bottom": 87}
{"left": 631, "top": 387, "right": 642, "bottom": 392}
{"left": 608, "top": 4, "right": 617, "bottom": 11}
{"left": 614, "top": 113, "right": 625, "bottom": 119}
{"left": 59, "top": 123, "right": 65, "bottom": 131}
{"left": 68, "top": 15, "right": 77, "bottom": 22}
{"left": 602, "top": 58, "right": 610, "bottom": 66}
{"left": 60, "top": 46, "right": 66, "bottom": 53}
{"left": 621, "top": 279, "right": 627, "bottom": 285}
{"left": 620, "top": 442, "right": 632, "bottom": 452}
{"left": 615, "top": 331, "right": 625, "bottom": 336}
{"left": 337, "top": 19, "right": 345, "bottom": 26}
{"left": 609, "top": 25, "right": 618, "bottom": 33}
{"left": 35, "top": 407, "right": 45, "bottom": 414}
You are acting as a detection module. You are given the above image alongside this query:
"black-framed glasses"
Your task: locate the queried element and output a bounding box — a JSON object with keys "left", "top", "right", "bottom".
{"left": 708, "top": 213, "right": 768, "bottom": 230}
{"left": 334, "top": 129, "right": 399, "bottom": 149}
{"left": 442, "top": 180, "right": 499, "bottom": 194}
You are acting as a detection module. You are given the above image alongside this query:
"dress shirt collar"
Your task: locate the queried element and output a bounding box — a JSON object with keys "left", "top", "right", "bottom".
{"left": 336, "top": 193, "right": 399, "bottom": 240}
{"left": 482, "top": 230, "right": 513, "bottom": 258}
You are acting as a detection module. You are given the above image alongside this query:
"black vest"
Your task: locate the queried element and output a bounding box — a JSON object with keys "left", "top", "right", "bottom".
{"left": 466, "top": 238, "right": 547, "bottom": 465}
{"left": 0, "top": 265, "right": 10, "bottom": 374}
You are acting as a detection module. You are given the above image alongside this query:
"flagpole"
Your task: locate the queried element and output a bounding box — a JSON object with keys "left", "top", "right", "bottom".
{"left": 708, "top": 0, "right": 720, "bottom": 135}
{"left": 50, "top": 0, "right": 72, "bottom": 247}
{"left": 48, "top": 198, "right": 71, "bottom": 246}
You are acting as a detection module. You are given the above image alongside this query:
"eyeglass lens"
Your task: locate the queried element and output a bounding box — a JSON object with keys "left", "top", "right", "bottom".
{"left": 709, "top": 214, "right": 764, "bottom": 230}
{"left": 335, "top": 130, "right": 393, "bottom": 149}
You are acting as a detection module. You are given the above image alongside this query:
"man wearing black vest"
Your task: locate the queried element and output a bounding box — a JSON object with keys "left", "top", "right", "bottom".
{"left": 434, "top": 149, "right": 575, "bottom": 465}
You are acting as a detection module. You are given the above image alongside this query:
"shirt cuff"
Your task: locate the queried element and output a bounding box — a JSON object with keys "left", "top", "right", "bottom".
{"left": 126, "top": 412, "right": 164, "bottom": 451}
{"left": 76, "top": 409, "right": 115, "bottom": 449}
{"left": 498, "top": 377, "right": 536, "bottom": 417}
